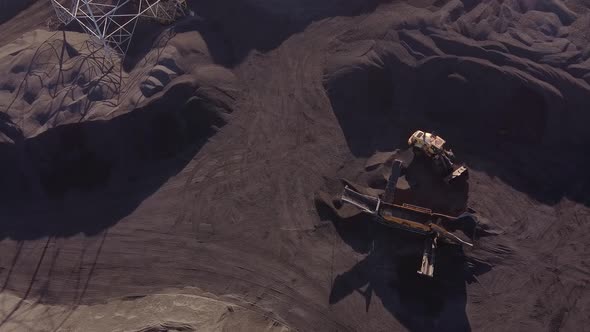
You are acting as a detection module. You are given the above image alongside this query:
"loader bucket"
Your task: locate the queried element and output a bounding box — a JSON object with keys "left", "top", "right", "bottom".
{"left": 444, "top": 165, "right": 468, "bottom": 184}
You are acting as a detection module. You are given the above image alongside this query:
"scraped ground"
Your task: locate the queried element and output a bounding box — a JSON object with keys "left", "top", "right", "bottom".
{"left": 1, "top": 0, "right": 590, "bottom": 331}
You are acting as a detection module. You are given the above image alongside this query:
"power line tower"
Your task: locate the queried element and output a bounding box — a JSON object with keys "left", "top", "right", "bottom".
{"left": 50, "top": 0, "right": 188, "bottom": 56}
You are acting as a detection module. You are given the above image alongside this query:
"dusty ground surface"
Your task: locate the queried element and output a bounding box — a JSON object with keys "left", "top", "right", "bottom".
{"left": 0, "top": 289, "right": 290, "bottom": 331}
{"left": 1, "top": 0, "right": 590, "bottom": 331}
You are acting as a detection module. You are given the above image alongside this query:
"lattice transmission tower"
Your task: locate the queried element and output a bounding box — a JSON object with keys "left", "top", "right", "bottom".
{"left": 50, "top": 0, "right": 188, "bottom": 56}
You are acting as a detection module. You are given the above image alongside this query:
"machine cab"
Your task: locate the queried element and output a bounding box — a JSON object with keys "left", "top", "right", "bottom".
{"left": 408, "top": 130, "right": 446, "bottom": 155}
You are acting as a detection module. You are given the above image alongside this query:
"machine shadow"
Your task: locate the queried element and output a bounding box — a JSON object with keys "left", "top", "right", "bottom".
{"left": 317, "top": 201, "right": 482, "bottom": 332}
{"left": 0, "top": 82, "right": 231, "bottom": 241}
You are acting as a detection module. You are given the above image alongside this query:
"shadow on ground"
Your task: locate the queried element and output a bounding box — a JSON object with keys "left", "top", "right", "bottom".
{"left": 316, "top": 201, "right": 491, "bottom": 332}
{"left": 0, "top": 81, "right": 232, "bottom": 240}
{"left": 324, "top": 54, "right": 590, "bottom": 206}
{"left": 0, "top": 112, "right": 23, "bottom": 143}
{"left": 0, "top": 1, "right": 37, "bottom": 25}
{"left": 186, "top": 0, "right": 392, "bottom": 66}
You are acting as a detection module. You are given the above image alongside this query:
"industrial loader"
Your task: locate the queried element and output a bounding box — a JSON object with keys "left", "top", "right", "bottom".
{"left": 340, "top": 160, "right": 475, "bottom": 277}
{"left": 407, "top": 130, "right": 468, "bottom": 183}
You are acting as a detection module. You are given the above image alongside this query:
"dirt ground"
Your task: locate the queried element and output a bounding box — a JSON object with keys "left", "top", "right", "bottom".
{"left": 1, "top": 0, "right": 589, "bottom": 331}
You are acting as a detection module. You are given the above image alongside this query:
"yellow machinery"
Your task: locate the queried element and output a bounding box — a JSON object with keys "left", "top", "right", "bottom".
{"left": 340, "top": 160, "right": 475, "bottom": 277}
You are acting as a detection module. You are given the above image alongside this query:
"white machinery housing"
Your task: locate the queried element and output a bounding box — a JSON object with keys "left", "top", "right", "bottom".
{"left": 408, "top": 130, "right": 468, "bottom": 183}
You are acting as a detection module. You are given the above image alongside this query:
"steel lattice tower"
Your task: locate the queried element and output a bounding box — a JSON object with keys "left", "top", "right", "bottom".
{"left": 50, "top": 0, "right": 188, "bottom": 56}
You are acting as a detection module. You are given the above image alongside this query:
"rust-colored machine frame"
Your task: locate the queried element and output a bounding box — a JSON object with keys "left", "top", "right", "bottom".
{"left": 340, "top": 160, "right": 473, "bottom": 277}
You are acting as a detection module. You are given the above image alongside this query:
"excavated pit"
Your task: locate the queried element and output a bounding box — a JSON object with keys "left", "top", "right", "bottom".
{"left": 324, "top": 43, "right": 590, "bottom": 206}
